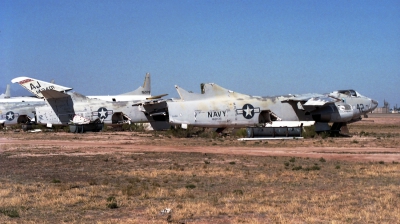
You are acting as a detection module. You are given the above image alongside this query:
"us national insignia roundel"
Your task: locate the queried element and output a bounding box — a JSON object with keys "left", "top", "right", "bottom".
{"left": 235, "top": 104, "right": 261, "bottom": 119}
{"left": 242, "top": 104, "right": 255, "bottom": 119}
{"left": 97, "top": 107, "right": 108, "bottom": 119}
{"left": 6, "top": 111, "right": 15, "bottom": 121}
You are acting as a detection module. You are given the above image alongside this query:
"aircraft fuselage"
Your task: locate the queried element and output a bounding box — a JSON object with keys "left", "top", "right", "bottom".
{"left": 167, "top": 84, "right": 378, "bottom": 129}
{"left": 0, "top": 97, "right": 45, "bottom": 126}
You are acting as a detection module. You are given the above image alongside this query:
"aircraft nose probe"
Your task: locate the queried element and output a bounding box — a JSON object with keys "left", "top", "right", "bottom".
{"left": 371, "top": 99, "right": 379, "bottom": 110}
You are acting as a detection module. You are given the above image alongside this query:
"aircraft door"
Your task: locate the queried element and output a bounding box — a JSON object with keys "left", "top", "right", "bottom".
{"left": 17, "top": 115, "right": 31, "bottom": 124}
{"left": 259, "top": 110, "right": 281, "bottom": 124}
{"left": 112, "top": 112, "right": 129, "bottom": 124}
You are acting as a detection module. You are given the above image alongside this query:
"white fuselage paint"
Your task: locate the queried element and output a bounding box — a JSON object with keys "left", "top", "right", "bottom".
{"left": 166, "top": 84, "right": 378, "bottom": 128}
{"left": 0, "top": 97, "right": 46, "bottom": 125}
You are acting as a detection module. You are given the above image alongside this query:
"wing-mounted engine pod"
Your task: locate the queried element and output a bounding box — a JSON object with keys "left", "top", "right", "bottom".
{"left": 311, "top": 105, "right": 334, "bottom": 122}
{"left": 310, "top": 103, "right": 354, "bottom": 123}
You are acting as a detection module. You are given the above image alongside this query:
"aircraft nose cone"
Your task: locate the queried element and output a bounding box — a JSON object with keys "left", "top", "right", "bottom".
{"left": 371, "top": 99, "right": 378, "bottom": 110}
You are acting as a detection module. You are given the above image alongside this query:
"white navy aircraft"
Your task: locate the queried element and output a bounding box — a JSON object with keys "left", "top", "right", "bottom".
{"left": 166, "top": 83, "right": 378, "bottom": 134}
{"left": 1, "top": 74, "right": 168, "bottom": 129}
{"left": 11, "top": 73, "right": 159, "bottom": 102}
{"left": 0, "top": 82, "right": 71, "bottom": 126}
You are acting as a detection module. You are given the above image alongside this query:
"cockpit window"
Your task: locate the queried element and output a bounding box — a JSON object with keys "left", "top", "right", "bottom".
{"left": 338, "top": 90, "right": 357, "bottom": 97}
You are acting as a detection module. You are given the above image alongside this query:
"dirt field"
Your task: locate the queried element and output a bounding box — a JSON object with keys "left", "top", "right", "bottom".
{"left": 0, "top": 113, "right": 399, "bottom": 223}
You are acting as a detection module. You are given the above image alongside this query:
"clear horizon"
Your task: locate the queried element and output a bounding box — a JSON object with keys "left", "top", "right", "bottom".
{"left": 1, "top": 0, "right": 399, "bottom": 107}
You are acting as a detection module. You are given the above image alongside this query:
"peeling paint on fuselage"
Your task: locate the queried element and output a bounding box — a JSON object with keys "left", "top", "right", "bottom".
{"left": 0, "top": 98, "right": 45, "bottom": 125}
{"left": 167, "top": 92, "right": 301, "bottom": 128}
{"left": 167, "top": 83, "right": 378, "bottom": 128}
{"left": 35, "top": 92, "right": 163, "bottom": 125}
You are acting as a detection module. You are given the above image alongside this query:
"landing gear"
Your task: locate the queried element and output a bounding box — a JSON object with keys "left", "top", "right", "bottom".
{"left": 215, "top": 128, "right": 225, "bottom": 134}
{"left": 69, "top": 123, "right": 104, "bottom": 133}
{"left": 330, "top": 122, "right": 350, "bottom": 137}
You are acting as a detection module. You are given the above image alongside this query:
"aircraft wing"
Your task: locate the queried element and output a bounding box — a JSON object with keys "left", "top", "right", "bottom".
{"left": 41, "top": 90, "right": 70, "bottom": 99}
{"left": 11, "top": 76, "right": 73, "bottom": 98}
{"left": 132, "top": 99, "right": 169, "bottom": 118}
{"left": 146, "top": 93, "right": 168, "bottom": 100}
{"left": 283, "top": 95, "right": 338, "bottom": 111}
{"left": 284, "top": 94, "right": 336, "bottom": 105}
{"left": 303, "top": 96, "right": 337, "bottom": 106}
{"left": 132, "top": 98, "right": 169, "bottom": 106}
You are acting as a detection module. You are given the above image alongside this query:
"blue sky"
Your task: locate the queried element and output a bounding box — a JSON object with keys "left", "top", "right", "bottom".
{"left": 1, "top": 0, "right": 399, "bottom": 107}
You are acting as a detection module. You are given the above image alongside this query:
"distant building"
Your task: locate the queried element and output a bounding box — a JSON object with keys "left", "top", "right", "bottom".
{"left": 373, "top": 107, "right": 389, "bottom": 113}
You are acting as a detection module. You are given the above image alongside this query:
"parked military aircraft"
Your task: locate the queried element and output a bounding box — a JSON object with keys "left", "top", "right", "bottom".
{"left": 0, "top": 97, "right": 44, "bottom": 126}
{"left": 31, "top": 89, "right": 167, "bottom": 126}
{"left": 0, "top": 79, "right": 76, "bottom": 126}
{"left": 10, "top": 74, "right": 169, "bottom": 130}
{"left": 2, "top": 74, "right": 169, "bottom": 129}
{"left": 11, "top": 73, "right": 159, "bottom": 102}
{"left": 0, "top": 82, "right": 70, "bottom": 126}
{"left": 0, "top": 85, "right": 53, "bottom": 126}
{"left": 166, "top": 83, "right": 378, "bottom": 134}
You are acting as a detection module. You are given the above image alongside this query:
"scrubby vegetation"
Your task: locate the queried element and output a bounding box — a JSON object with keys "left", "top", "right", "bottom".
{"left": 0, "top": 151, "right": 399, "bottom": 223}
{"left": 0, "top": 113, "right": 399, "bottom": 222}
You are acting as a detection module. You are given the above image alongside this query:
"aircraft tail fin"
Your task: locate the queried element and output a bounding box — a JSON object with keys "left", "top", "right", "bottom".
{"left": 201, "top": 83, "right": 232, "bottom": 96}
{"left": 175, "top": 83, "right": 244, "bottom": 101}
{"left": 11, "top": 77, "right": 73, "bottom": 98}
{"left": 174, "top": 85, "right": 203, "bottom": 101}
{"left": 120, "top": 73, "right": 151, "bottom": 96}
{"left": 4, "top": 84, "right": 10, "bottom": 98}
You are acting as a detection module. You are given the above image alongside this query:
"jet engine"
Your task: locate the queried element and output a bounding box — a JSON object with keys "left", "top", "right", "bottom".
{"left": 311, "top": 104, "right": 353, "bottom": 123}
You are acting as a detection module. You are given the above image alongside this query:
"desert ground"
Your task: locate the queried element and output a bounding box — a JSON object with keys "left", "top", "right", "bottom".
{"left": 0, "top": 113, "right": 399, "bottom": 223}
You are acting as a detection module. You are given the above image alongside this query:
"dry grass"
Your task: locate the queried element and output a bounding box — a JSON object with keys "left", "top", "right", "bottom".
{"left": 0, "top": 113, "right": 399, "bottom": 223}
{"left": 0, "top": 151, "right": 399, "bottom": 223}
